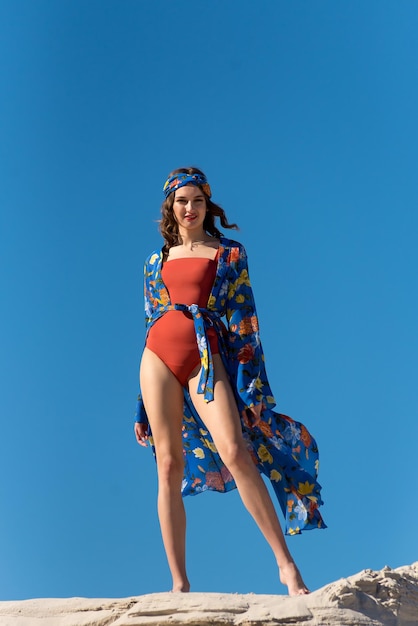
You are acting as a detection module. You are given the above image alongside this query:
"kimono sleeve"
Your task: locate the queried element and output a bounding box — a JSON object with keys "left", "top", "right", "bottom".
{"left": 225, "top": 245, "right": 276, "bottom": 411}
{"left": 134, "top": 391, "right": 148, "bottom": 425}
{"left": 134, "top": 258, "right": 153, "bottom": 425}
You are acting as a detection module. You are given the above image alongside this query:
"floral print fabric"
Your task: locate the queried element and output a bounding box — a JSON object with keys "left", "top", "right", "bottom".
{"left": 135, "top": 237, "right": 326, "bottom": 535}
{"left": 163, "top": 172, "right": 212, "bottom": 198}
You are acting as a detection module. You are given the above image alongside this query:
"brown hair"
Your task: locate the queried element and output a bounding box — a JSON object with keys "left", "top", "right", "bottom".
{"left": 159, "top": 167, "right": 238, "bottom": 256}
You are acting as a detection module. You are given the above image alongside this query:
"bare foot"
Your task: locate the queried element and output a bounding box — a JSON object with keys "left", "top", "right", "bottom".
{"left": 279, "top": 561, "right": 310, "bottom": 596}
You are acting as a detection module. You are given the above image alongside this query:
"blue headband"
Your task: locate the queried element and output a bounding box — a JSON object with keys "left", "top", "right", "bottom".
{"left": 163, "top": 172, "right": 212, "bottom": 198}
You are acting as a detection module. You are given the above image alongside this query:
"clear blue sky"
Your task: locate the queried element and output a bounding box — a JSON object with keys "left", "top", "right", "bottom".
{"left": 1, "top": 0, "right": 417, "bottom": 600}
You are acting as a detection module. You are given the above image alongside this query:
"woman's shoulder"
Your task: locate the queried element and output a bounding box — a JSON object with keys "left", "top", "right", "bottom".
{"left": 220, "top": 237, "right": 248, "bottom": 263}
{"left": 220, "top": 236, "right": 246, "bottom": 253}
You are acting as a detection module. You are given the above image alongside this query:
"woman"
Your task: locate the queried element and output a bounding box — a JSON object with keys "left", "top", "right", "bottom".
{"left": 134, "top": 167, "right": 326, "bottom": 596}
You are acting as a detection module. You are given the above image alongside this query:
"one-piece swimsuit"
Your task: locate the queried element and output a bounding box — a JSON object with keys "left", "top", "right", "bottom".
{"left": 146, "top": 256, "right": 219, "bottom": 386}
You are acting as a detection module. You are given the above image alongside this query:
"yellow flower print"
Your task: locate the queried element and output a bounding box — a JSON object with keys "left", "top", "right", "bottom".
{"left": 160, "top": 291, "right": 169, "bottom": 306}
{"left": 206, "top": 441, "right": 218, "bottom": 453}
{"left": 199, "top": 428, "right": 208, "bottom": 436}
{"left": 227, "top": 282, "right": 237, "bottom": 300}
{"left": 257, "top": 444, "right": 273, "bottom": 464}
{"left": 207, "top": 295, "right": 216, "bottom": 308}
{"left": 270, "top": 469, "right": 282, "bottom": 482}
{"left": 288, "top": 527, "right": 301, "bottom": 536}
{"left": 237, "top": 269, "right": 251, "bottom": 286}
{"left": 193, "top": 448, "right": 205, "bottom": 459}
{"left": 149, "top": 253, "right": 159, "bottom": 265}
{"left": 298, "top": 481, "right": 314, "bottom": 495}
{"left": 235, "top": 294, "right": 245, "bottom": 304}
{"left": 265, "top": 395, "right": 275, "bottom": 404}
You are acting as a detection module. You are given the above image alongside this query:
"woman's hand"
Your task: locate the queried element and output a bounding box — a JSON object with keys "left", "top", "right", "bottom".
{"left": 134, "top": 422, "right": 149, "bottom": 447}
{"left": 241, "top": 403, "right": 262, "bottom": 428}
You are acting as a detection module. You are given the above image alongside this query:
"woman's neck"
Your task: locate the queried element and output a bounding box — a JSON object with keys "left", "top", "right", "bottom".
{"left": 178, "top": 229, "right": 211, "bottom": 248}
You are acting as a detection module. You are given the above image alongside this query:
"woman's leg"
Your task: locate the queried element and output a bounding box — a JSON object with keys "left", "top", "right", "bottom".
{"left": 187, "top": 354, "right": 309, "bottom": 596}
{"left": 140, "top": 347, "right": 190, "bottom": 592}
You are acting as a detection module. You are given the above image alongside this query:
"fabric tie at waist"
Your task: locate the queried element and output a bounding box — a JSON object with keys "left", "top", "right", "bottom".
{"left": 173, "top": 303, "right": 218, "bottom": 402}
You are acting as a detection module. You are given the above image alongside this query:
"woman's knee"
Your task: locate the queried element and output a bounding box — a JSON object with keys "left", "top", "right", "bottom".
{"left": 219, "top": 441, "right": 251, "bottom": 473}
{"left": 156, "top": 452, "right": 185, "bottom": 487}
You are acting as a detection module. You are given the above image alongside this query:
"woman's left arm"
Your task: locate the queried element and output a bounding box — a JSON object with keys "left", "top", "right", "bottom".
{"left": 225, "top": 245, "right": 276, "bottom": 421}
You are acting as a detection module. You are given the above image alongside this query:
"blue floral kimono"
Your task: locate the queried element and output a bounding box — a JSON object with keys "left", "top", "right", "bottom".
{"left": 135, "top": 237, "right": 326, "bottom": 535}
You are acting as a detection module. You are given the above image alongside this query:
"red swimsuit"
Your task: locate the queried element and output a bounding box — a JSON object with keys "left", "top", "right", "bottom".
{"left": 146, "top": 257, "right": 220, "bottom": 386}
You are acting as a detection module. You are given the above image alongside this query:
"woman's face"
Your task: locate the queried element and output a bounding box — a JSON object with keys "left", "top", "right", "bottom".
{"left": 172, "top": 184, "right": 207, "bottom": 232}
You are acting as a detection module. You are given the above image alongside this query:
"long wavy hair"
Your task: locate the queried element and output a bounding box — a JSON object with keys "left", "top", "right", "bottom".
{"left": 160, "top": 166, "right": 238, "bottom": 256}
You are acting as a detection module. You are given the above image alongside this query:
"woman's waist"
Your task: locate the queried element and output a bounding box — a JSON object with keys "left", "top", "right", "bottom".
{"left": 147, "top": 304, "right": 225, "bottom": 337}
{"left": 150, "top": 309, "right": 220, "bottom": 328}
{"left": 147, "top": 312, "right": 218, "bottom": 343}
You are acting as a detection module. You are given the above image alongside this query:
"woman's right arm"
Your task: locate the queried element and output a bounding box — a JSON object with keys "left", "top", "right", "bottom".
{"left": 225, "top": 244, "right": 276, "bottom": 414}
{"left": 133, "top": 257, "right": 153, "bottom": 433}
